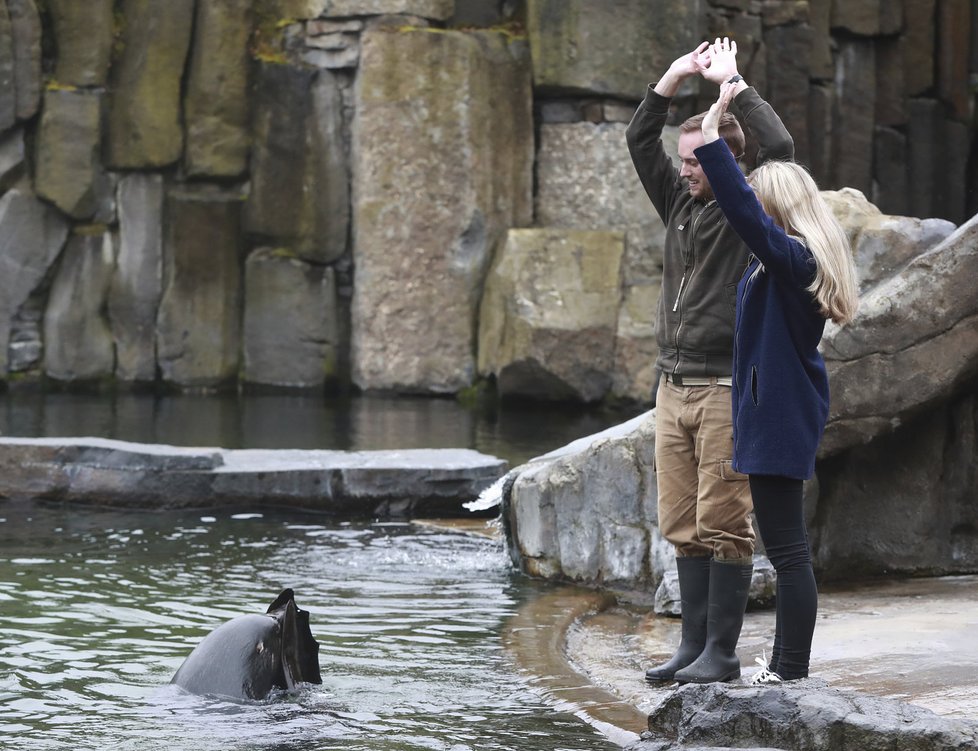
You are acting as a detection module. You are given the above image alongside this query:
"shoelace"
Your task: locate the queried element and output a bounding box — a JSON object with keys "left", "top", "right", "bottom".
{"left": 749, "top": 651, "right": 783, "bottom": 685}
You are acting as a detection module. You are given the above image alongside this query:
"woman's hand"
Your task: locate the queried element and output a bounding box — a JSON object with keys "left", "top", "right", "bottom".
{"left": 700, "top": 37, "right": 739, "bottom": 84}
{"left": 702, "top": 81, "right": 738, "bottom": 143}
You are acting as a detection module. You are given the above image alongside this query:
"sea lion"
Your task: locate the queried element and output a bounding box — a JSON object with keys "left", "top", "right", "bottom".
{"left": 171, "top": 588, "right": 321, "bottom": 700}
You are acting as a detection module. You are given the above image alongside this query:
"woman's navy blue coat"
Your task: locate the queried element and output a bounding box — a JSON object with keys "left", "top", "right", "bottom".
{"left": 694, "top": 139, "right": 830, "bottom": 480}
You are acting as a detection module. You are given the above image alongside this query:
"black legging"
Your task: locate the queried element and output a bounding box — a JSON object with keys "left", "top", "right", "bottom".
{"left": 749, "top": 474, "right": 817, "bottom": 680}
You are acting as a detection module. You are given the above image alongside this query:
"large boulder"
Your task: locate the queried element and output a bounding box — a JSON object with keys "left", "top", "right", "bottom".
{"left": 156, "top": 188, "right": 243, "bottom": 389}
{"left": 106, "top": 0, "right": 195, "bottom": 168}
{"left": 245, "top": 62, "right": 348, "bottom": 264}
{"left": 183, "top": 0, "right": 253, "bottom": 178}
{"left": 477, "top": 228, "right": 624, "bottom": 403}
{"left": 821, "top": 187, "right": 955, "bottom": 292}
{"left": 108, "top": 174, "right": 164, "bottom": 382}
{"left": 43, "top": 230, "right": 117, "bottom": 382}
{"left": 0, "top": 190, "right": 71, "bottom": 376}
{"left": 525, "top": 0, "right": 703, "bottom": 100}
{"left": 351, "top": 26, "right": 533, "bottom": 393}
{"left": 820, "top": 213, "right": 978, "bottom": 455}
{"left": 242, "top": 248, "right": 340, "bottom": 388}
{"left": 506, "top": 411, "right": 658, "bottom": 586}
{"left": 812, "top": 389, "right": 978, "bottom": 580}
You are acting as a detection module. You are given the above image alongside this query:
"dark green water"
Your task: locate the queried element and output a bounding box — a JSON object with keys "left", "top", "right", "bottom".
{"left": 0, "top": 504, "right": 621, "bottom": 751}
{"left": 0, "top": 390, "right": 641, "bottom": 467}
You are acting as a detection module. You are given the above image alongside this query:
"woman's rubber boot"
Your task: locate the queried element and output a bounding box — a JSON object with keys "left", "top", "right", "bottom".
{"left": 644, "top": 556, "right": 711, "bottom": 683}
{"left": 673, "top": 559, "right": 753, "bottom": 684}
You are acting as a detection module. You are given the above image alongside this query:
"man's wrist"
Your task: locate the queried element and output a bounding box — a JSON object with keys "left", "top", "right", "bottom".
{"left": 727, "top": 75, "right": 749, "bottom": 96}
{"left": 653, "top": 69, "right": 685, "bottom": 97}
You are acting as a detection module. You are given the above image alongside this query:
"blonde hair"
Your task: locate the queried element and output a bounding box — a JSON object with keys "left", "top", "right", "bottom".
{"left": 747, "top": 161, "right": 859, "bottom": 324}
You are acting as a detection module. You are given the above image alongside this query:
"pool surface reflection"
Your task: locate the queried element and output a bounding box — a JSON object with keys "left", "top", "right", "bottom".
{"left": 0, "top": 503, "right": 619, "bottom": 751}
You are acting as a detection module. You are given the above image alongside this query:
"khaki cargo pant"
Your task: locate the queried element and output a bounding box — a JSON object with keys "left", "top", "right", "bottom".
{"left": 654, "top": 378, "right": 755, "bottom": 561}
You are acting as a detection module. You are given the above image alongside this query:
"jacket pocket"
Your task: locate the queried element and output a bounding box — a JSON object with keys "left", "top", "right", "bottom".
{"left": 750, "top": 365, "right": 759, "bottom": 406}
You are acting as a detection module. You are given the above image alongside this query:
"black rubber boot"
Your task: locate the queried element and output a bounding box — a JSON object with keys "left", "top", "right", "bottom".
{"left": 644, "top": 556, "right": 711, "bottom": 683}
{"left": 672, "top": 559, "right": 753, "bottom": 684}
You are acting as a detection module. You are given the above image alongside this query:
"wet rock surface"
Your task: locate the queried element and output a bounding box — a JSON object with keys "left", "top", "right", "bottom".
{"left": 635, "top": 681, "right": 978, "bottom": 750}
{"left": 552, "top": 576, "right": 978, "bottom": 749}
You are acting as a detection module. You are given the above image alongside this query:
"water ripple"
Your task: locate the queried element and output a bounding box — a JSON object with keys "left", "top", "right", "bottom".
{"left": 0, "top": 504, "right": 615, "bottom": 751}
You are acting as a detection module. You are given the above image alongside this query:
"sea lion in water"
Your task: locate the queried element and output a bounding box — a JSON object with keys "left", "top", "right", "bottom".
{"left": 171, "top": 589, "right": 321, "bottom": 700}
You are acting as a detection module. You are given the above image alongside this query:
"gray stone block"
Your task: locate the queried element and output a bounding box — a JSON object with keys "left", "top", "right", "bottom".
{"left": 109, "top": 174, "right": 164, "bottom": 382}
{"left": 242, "top": 248, "right": 341, "bottom": 388}
{"left": 351, "top": 26, "right": 532, "bottom": 393}
{"left": 43, "top": 230, "right": 116, "bottom": 382}
{"left": 156, "top": 188, "right": 243, "bottom": 389}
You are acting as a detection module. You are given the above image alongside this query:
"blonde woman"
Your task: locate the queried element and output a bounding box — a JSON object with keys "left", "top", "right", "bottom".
{"left": 691, "top": 47, "right": 858, "bottom": 684}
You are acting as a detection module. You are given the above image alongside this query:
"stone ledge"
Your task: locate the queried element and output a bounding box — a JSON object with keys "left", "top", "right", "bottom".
{"left": 633, "top": 681, "right": 978, "bottom": 751}
{"left": 0, "top": 436, "right": 223, "bottom": 470}
{"left": 0, "top": 437, "right": 506, "bottom": 516}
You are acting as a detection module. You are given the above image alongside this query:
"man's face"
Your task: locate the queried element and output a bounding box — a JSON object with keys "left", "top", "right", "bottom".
{"left": 677, "top": 130, "right": 713, "bottom": 201}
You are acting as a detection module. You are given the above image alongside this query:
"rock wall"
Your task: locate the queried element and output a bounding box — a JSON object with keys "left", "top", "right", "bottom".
{"left": 0, "top": 0, "right": 971, "bottom": 402}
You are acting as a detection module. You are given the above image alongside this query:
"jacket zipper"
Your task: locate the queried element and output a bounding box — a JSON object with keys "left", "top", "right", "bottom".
{"left": 672, "top": 274, "right": 687, "bottom": 312}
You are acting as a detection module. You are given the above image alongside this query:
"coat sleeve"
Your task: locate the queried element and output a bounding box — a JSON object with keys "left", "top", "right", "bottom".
{"left": 694, "top": 139, "right": 815, "bottom": 287}
{"left": 625, "top": 85, "right": 683, "bottom": 222}
{"left": 732, "top": 87, "right": 794, "bottom": 165}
